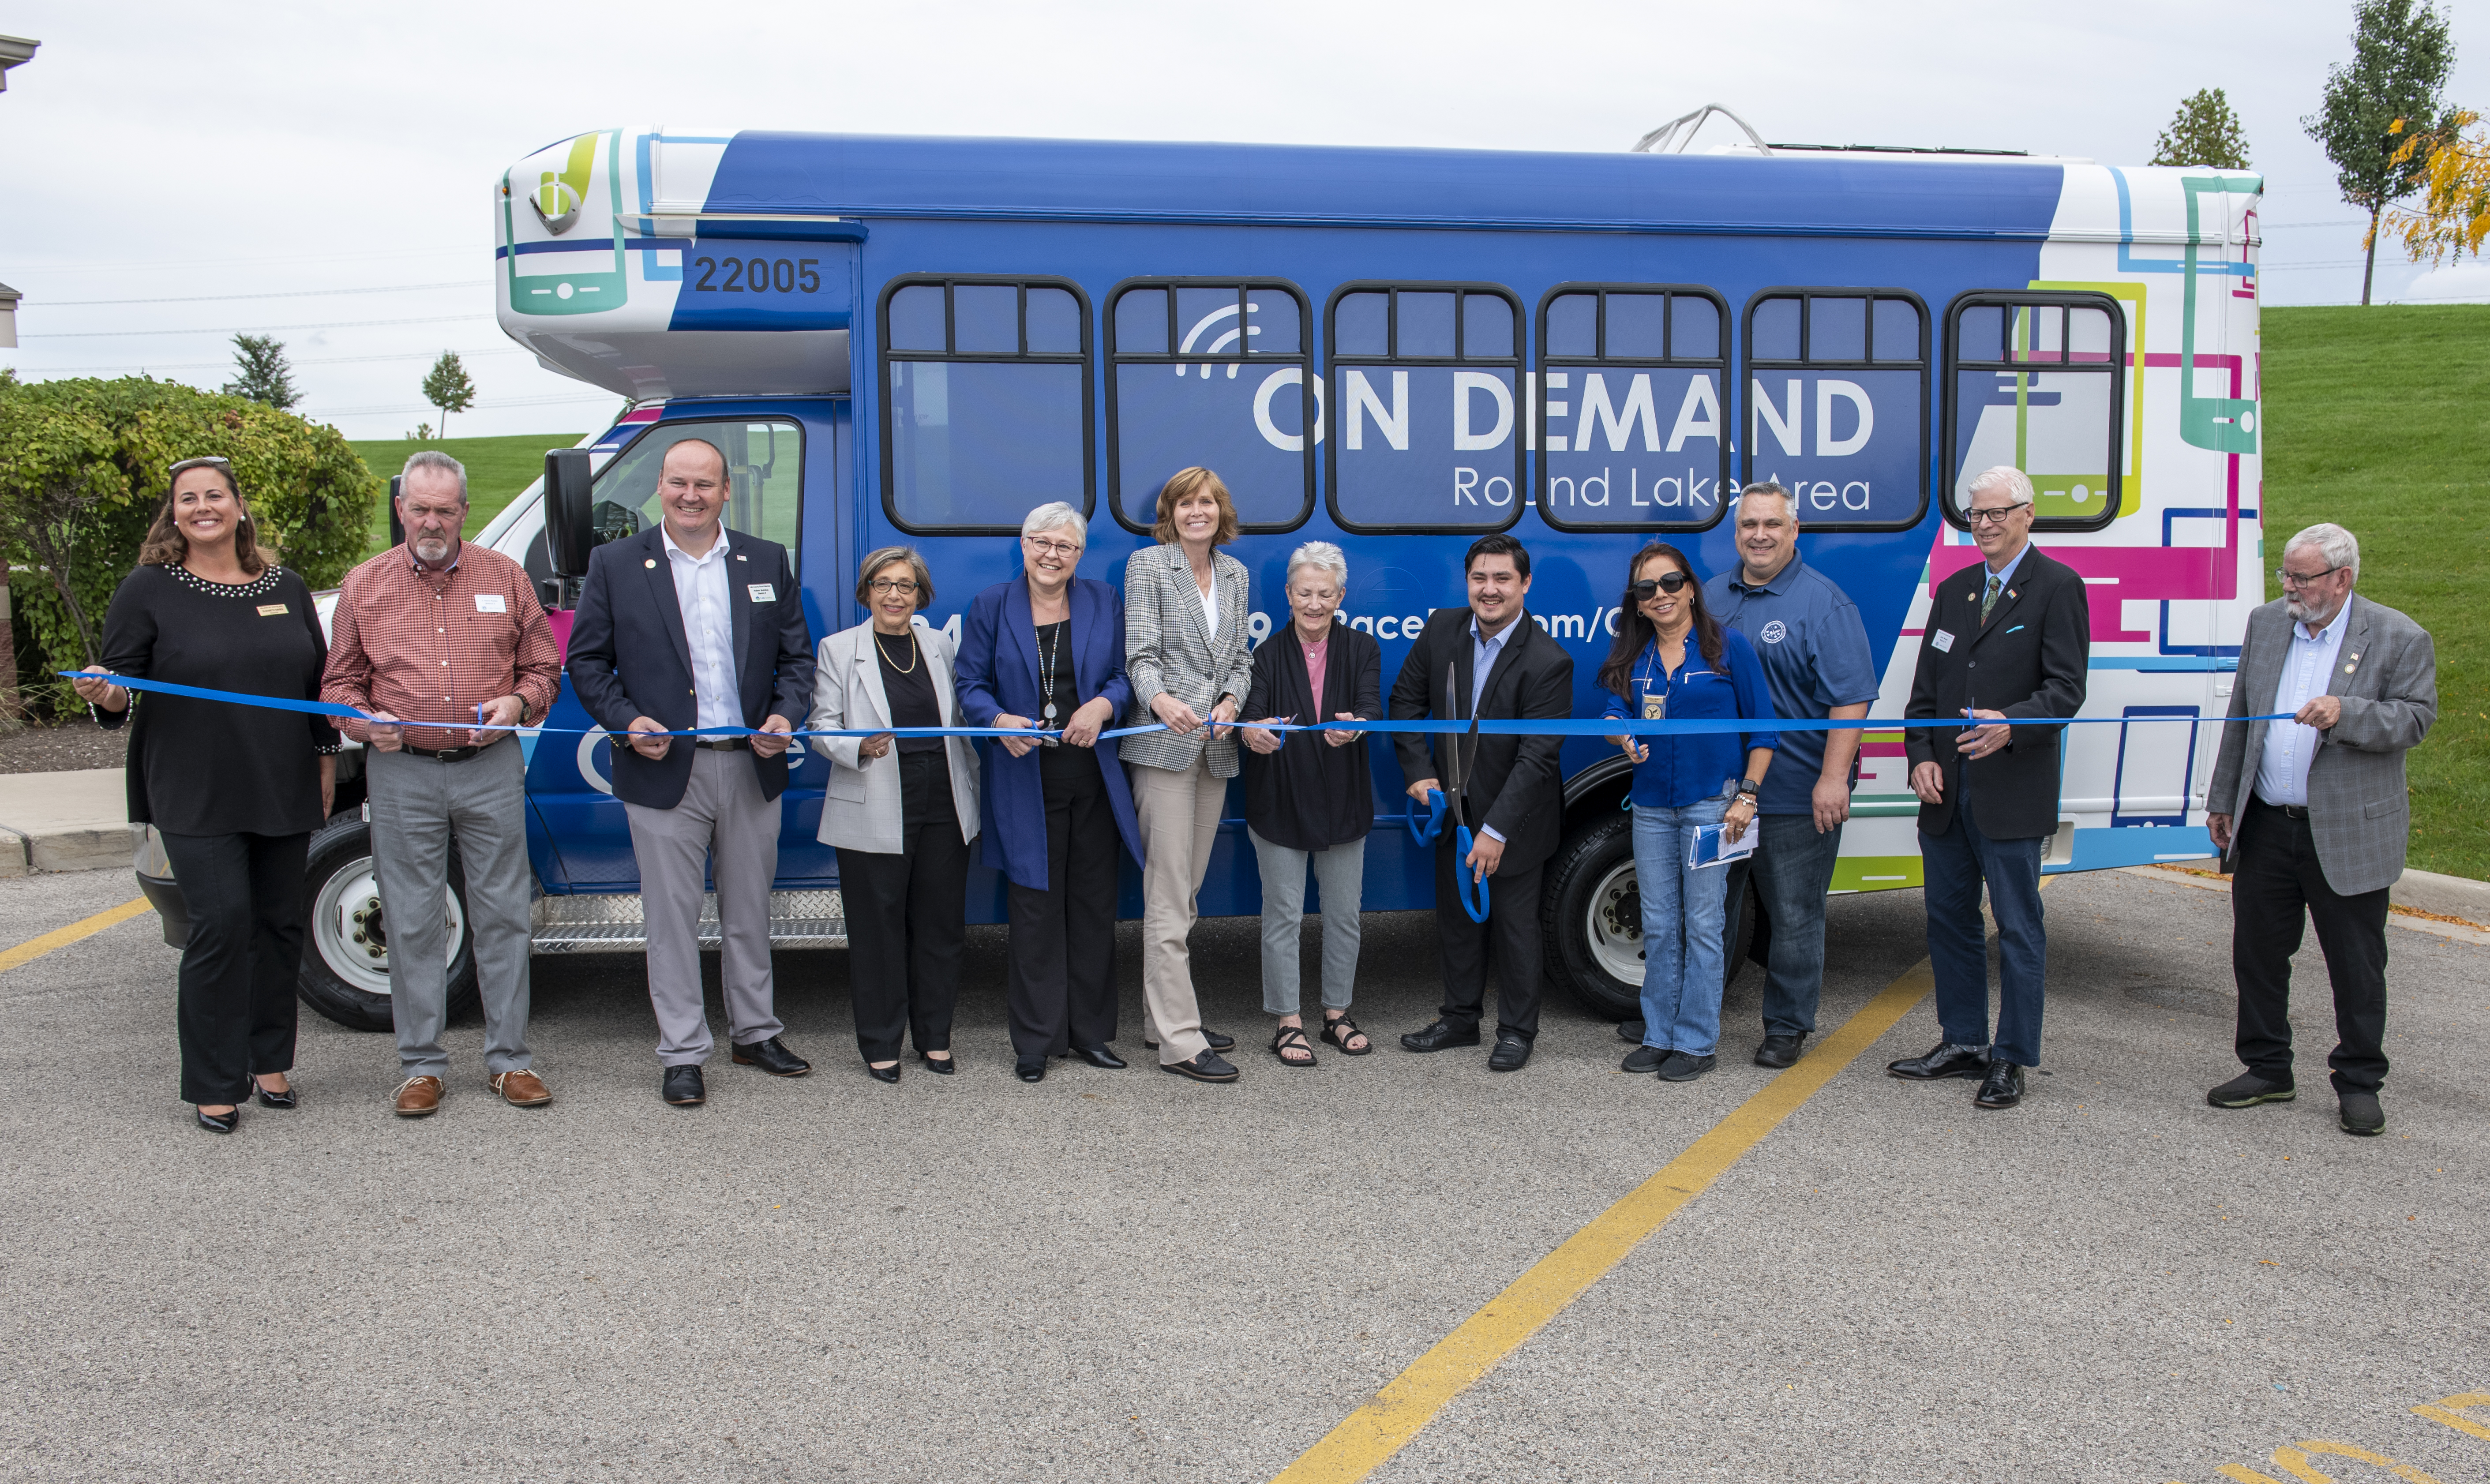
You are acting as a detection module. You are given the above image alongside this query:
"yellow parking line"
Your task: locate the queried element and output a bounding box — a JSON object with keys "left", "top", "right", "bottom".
{"left": 0, "top": 898, "right": 153, "bottom": 975}
{"left": 1272, "top": 958, "right": 1939, "bottom": 1484}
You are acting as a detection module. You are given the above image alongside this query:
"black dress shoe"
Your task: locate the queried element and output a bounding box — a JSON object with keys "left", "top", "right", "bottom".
{"left": 2338, "top": 1090, "right": 2385, "bottom": 1136}
{"left": 1162, "top": 1050, "right": 1240, "bottom": 1083}
{"left": 865, "top": 1061, "right": 900, "bottom": 1084}
{"left": 1401, "top": 1019, "right": 1482, "bottom": 1053}
{"left": 1064, "top": 1043, "right": 1127, "bottom": 1070}
{"left": 1973, "top": 1061, "right": 2025, "bottom": 1109}
{"left": 663, "top": 1064, "right": 706, "bottom": 1106}
{"left": 1016, "top": 1058, "right": 1046, "bottom": 1084}
{"left": 253, "top": 1083, "right": 298, "bottom": 1109}
{"left": 1616, "top": 1018, "right": 1648, "bottom": 1044}
{"left": 194, "top": 1105, "right": 240, "bottom": 1134}
{"left": 1488, "top": 1034, "right": 1532, "bottom": 1072}
{"left": 916, "top": 1050, "right": 956, "bottom": 1076}
{"left": 731, "top": 1036, "right": 811, "bottom": 1077}
{"left": 1887, "top": 1041, "right": 1991, "bottom": 1080}
{"left": 1144, "top": 1029, "right": 1235, "bottom": 1052}
{"left": 2207, "top": 1071, "right": 2295, "bottom": 1108}
{"left": 1657, "top": 1051, "right": 1717, "bottom": 1083}
{"left": 1621, "top": 1045, "right": 1669, "bottom": 1074}
{"left": 1754, "top": 1034, "right": 1806, "bottom": 1069}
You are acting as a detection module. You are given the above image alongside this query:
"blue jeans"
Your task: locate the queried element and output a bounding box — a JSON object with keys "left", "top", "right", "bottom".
{"left": 1919, "top": 779, "right": 2048, "bottom": 1067}
{"left": 1725, "top": 814, "right": 1845, "bottom": 1038}
{"left": 1632, "top": 796, "right": 1730, "bottom": 1056}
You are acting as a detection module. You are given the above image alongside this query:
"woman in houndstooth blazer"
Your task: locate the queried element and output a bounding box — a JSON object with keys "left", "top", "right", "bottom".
{"left": 1123, "top": 467, "right": 1255, "bottom": 1083}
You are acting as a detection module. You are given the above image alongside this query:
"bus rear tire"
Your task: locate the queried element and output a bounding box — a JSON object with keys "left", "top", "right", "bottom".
{"left": 296, "top": 814, "right": 481, "bottom": 1032}
{"left": 1543, "top": 811, "right": 1758, "bottom": 1022}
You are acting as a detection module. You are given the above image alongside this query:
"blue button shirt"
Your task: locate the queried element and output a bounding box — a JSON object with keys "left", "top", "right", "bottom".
{"left": 1601, "top": 627, "right": 1779, "bottom": 809}
{"left": 2254, "top": 601, "right": 2349, "bottom": 808}
{"left": 1707, "top": 553, "right": 1882, "bottom": 816}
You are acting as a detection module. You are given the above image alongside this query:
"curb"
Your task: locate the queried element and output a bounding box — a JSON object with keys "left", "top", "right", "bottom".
{"left": 2391, "top": 866, "right": 2490, "bottom": 926}
{"left": 0, "top": 822, "right": 139, "bottom": 877}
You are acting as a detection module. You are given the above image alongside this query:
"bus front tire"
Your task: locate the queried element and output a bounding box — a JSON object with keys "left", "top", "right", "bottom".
{"left": 296, "top": 814, "right": 481, "bottom": 1032}
{"left": 1542, "top": 811, "right": 1758, "bottom": 1022}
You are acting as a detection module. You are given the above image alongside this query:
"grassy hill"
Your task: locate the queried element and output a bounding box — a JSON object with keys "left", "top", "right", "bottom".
{"left": 347, "top": 432, "right": 586, "bottom": 552}
{"left": 2262, "top": 304, "right": 2487, "bottom": 880}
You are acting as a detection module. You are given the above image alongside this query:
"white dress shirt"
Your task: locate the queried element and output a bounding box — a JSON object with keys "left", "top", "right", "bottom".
{"left": 2253, "top": 602, "right": 2348, "bottom": 808}
{"left": 663, "top": 525, "right": 740, "bottom": 732}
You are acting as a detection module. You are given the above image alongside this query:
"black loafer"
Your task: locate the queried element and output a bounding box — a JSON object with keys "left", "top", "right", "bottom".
{"left": 1016, "top": 1058, "right": 1046, "bottom": 1084}
{"left": 2207, "top": 1071, "right": 2295, "bottom": 1108}
{"left": 662, "top": 1064, "right": 706, "bottom": 1106}
{"left": 1064, "top": 1043, "right": 1127, "bottom": 1070}
{"left": 253, "top": 1083, "right": 298, "bottom": 1109}
{"left": 916, "top": 1051, "right": 956, "bottom": 1076}
{"left": 1616, "top": 1019, "right": 1648, "bottom": 1044}
{"left": 1488, "top": 1034, "right": 1533, "bottom": 1072}
{"left": 1754, "top": 1034, "right": 1806, "bottom": 1069}
{"left": 194, "top": 1105, "right": 240, "bottom": 1134}
{"left": 1401, "top": 1019, "right": 1482, "bottom": 1053}
{"left": 1621, "top": 1045, "right": 1669, "bottom": 1074}
{"left": 1162, "top": 1050, "right": 1240, "bottom": 1083}
{"left": 2338, "top": 1090, "right": 2385, "bottom": 1136}
{"left": 1974, "top": 1061, "right": 2025, "bottom": 1109}
{"left": 1888, "top": 1042, "right": 1991, "bottom": 1080}
{"left": 1657, "top": 1051, "right": 1717, "bottom": 1083}
{"left": 1144, "top": 1030, "right": 1234, "bottom": 1052}
{"left": 865, "top": 1061, "right": 900, "bottom": 1084}
{"left": 731, "top": 1036, "right": 811, "bottom": 1077}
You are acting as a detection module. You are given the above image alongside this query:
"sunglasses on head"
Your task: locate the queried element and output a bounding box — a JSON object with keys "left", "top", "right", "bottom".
{"left": 166, "top": 455, "right": 233, "bottom": 477}
{"left": 1629, "top": 572, "right": 1691, "bottom": 600}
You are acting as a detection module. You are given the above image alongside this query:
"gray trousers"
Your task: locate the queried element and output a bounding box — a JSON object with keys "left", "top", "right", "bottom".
{"left": 1248, "top": 827, "right": 1365, "bottom": 1017}
{"left": 367, "top": 742, "right": 534, "bottom": 1079}
{"left": 624, "top": 746, "right": 784, "bottom": 1066}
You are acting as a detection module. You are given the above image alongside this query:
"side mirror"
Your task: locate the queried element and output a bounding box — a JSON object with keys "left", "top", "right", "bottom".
{"left": 386, "top": 476, "right": 405, "bottom": 551}
{"left": 542, "top": 450, "right": 595, "bottom": 605}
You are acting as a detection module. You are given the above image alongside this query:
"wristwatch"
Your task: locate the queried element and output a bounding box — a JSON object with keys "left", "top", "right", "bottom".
{"left": 1734, "top": 778, "right": 1761, "bottom": 801}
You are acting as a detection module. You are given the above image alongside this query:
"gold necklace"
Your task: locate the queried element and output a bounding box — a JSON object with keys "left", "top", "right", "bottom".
{"left": 874, "top": 628, "right": 919, "bottom": 675}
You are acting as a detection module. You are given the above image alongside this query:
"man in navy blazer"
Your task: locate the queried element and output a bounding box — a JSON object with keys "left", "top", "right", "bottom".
{"left": 567, "top": 437, "right": 816, "bottom": 1107}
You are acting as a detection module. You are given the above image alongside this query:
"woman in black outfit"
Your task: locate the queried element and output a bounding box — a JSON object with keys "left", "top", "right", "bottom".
{"left": 74, "top": 456, "right": 338, "bottom": 1134}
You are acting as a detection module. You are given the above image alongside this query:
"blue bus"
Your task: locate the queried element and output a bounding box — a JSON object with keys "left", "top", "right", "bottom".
{"left": 284, "top": 127, "right": 2265, "bottom": 1030}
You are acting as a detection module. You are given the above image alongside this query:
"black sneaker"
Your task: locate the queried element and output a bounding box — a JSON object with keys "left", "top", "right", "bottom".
{"left": 1655, "top": 1051, "right": 1717, "bottom": 1083}
{"left": 1621, "top": 1045, "right": 1669, "bottom": 1074}
{"left": 2206, "top": 1072, "right": 2296, "bottom": 1109}
{"left": 2338, "top": 1090, "right": 2385, "bottom": 1136}
{"left": 1616, "top": 1018, "right": 1648, "bottom": 1044}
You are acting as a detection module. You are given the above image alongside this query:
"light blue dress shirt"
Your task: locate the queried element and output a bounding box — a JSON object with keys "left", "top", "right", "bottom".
{"left": 2253, "top": 602, "right": 2349, "bottom": 808}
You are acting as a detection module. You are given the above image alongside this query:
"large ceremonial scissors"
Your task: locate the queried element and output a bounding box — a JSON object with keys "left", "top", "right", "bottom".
{"left": 1440, "top": 659, "right": 1490, "bottom": 924}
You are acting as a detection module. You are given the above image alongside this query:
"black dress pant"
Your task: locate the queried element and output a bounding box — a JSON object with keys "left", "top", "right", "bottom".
{"left": 2232, "top": 799, "right": 2391, "bottom": 1095}
{"left": 835, "top": 750, "right": 970, "bottom": 1062}
{"left": 1005, "top": 752, "right": 1121, "bottom": 1061}
{"left": 158, "top": 830, "right": 309, "bottom": 1105}
{"left": 1433, "top": 838, "right": 1544, "bottom": 1040}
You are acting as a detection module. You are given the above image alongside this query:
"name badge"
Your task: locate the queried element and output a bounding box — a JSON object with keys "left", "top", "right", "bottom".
{"left": 256, "top": 603, "right": 289, "bottom": 617}
{"left": 1641, "top": 690, "right": 1665, "bottom": 721}
{"left": 473, "top": 593, "right": 507, "bottom": 614}
{"left": 1931, "top": 629, "right": 1956, "bottom": 654}
{"left": 748, "top": 584, "right": 776, "bottom": 603}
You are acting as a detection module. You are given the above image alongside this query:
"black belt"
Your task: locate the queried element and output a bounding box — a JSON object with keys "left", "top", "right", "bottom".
{"left": 2251, "top": 795, "right": 2310, "bottom": 820}
{"left": 401, "top": 737, "right": 504, "bottom": 762}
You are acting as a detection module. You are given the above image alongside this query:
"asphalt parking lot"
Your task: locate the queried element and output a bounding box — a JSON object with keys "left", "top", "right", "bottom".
{"left": 0, "top": 865, "right": 2483, "bottom": 1484}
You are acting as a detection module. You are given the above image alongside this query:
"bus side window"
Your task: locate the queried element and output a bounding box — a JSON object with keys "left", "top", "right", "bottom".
{"left": 880, "top": 276, "right": 1094, "bottom": 536}
{"left": 1323, "top": 281, "right": 1526, "bottom": 535}
{"left": 1535, "top": 283, "right": 1733, "bottom": 535}
{"left": 1740, "top": 287, "right": 1931, "bottom": 530}
{"left": 1104, "top": 277, "right": 1314, "bottom": 535}
{"left": 589, "top": 419, "right": 804, "bottom": 575}
{"left": 1941, "top": 292, "right": 2127, "bottom": 531}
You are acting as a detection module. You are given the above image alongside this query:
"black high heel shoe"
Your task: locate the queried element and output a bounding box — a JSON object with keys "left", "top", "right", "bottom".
{"left": 254, "top": 1079, "right": 297, "bottom": 1109}
{"left": 865, "top": 1061, "right": 901, "bottom": 1084}
{"left": 916, "top": 1050, "right": 956, "bottom": 1076}
{"left": 195, "top": 1105, "right": 240, "bottom": 1135}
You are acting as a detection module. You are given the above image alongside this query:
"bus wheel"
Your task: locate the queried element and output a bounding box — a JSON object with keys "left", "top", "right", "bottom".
{"left": 296, "top": 814, "right": 480, "bottom": 1032}
{"left": 1542, "top": 811, "right": 1762, "bottom": 1022}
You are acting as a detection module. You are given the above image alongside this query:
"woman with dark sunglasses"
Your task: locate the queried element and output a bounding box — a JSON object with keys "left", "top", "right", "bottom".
{"left": 1597, "top": 544, "right": 1777, "bottom": 1083}
{"left": 71, "top": 457, "right": 338, "bottom": 1133}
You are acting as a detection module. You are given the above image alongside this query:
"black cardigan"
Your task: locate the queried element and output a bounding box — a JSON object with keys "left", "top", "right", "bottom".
{"left": 1240, "top": 619, "right": 1383, "bottom": 851}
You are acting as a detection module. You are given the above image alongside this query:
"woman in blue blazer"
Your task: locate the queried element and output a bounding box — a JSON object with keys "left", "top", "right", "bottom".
{"left": 956, "top": 502, "right": 1147, "bottom": 1084}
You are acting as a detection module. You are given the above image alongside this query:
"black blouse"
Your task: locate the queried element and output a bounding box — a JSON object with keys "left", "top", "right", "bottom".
{"left": 871, "top": 627, "right": 945, "bottom": 754}
{"left": 97, "top": 563, "right": 339, "bottom": 837}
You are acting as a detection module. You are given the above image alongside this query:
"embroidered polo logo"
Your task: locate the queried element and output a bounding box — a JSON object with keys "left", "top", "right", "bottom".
{"left": 1759, "top": 619, "right": 1787, "bottom": 645}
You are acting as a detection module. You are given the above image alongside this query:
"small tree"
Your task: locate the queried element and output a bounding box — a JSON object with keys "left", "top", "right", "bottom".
{"left": 2150, "top": 89, "right": 2252, "bottom": 170}
{"left": 2386, "top": 109, "right": 2490, "bottom": 264}
{"left": 223, "top": 333, "right": 302, "bottom": 410}
{"left": 2302, "top": 0, "right": 2460, "bottom": 305}
{"left": 420, "top": 352, "right": 476, "bottom": 437}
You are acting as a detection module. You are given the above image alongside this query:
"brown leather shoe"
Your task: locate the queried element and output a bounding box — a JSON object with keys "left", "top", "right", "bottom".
{"left": 488, "top": 1069, "right": 552, "bottom": 1107}
{"left": 393, "top": 1076, "right": 444, "bottom": 1117}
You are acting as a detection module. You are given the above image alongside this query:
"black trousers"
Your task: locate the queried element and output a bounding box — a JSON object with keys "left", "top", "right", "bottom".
{"left": 835, "top": 750, "right": 970, "bottom": 1062}
{"left": 2232, "top": 799, "right": 2391, "bottom": 1095}
{"left": 1433, "top": 838, "right": 1544, "bottom": 1040}
{"left": 1005, "top": 753, "right": 1121, "bottom": 1061}
{"left": 158, "top": 830, "right": 308, "bottom": 1106}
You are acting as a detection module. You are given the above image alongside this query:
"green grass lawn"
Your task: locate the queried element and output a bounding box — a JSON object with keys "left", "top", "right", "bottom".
{"left": 2262, "top": 304, "right": 2489, "bottom": 881}
{"left": 348, "top": 432, "right": 588, "bottom": 552}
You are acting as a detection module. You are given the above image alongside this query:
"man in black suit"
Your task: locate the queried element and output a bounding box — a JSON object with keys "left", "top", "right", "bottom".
{"left": 567, "top": 437, "right": 817, "bottom": 1107}
{"left": 1889, "top": 466, "right": 2089, "bottom": 1110}
{"left": 1389, "top": 534, "right": 1575, "bottom": 1072}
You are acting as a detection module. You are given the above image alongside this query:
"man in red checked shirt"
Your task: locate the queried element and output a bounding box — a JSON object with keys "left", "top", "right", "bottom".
{"left": 322, "top": 451, "right": 562, "bottom": 1120}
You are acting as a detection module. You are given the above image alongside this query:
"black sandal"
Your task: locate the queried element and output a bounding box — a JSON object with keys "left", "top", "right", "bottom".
{"left": 1271, "top": 1024, "right": 1318, "bottom": 1068}
{"left": 1321, "top": 1015, "right": 1372, "bottom": 1056}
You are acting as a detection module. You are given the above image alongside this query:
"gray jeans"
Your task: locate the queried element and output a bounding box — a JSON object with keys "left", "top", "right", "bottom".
{"left": 624, "top": 746, "right": 785, "bottom": 1066}
{"left": 1247, "top": 827, "right": 1365, "bottom": 1017}
{"left": 367, "top": 742, "right": 535, "bottom": 1079}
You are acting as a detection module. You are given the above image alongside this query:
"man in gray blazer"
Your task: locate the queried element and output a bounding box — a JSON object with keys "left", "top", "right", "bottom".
{"left": 2204, "top": 523, "right": 2436, "bottom": 1136}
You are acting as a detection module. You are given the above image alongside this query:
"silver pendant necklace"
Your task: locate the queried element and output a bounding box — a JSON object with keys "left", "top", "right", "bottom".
{"left": 1038, "top": 622, "right": 1063, "bottom": 721}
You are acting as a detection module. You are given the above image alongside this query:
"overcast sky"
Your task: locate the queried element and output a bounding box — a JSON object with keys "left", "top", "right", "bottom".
{"left": 4, "top": 0, "right": 2485, "bottom": 441}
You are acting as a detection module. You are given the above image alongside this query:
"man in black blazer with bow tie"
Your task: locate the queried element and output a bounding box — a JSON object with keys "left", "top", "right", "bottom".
{"left": 567, "top": 437, "right": 816, "bottom": 1107}
{"left": 1890, "top": 467, "right": 2089, "bottom": 1110}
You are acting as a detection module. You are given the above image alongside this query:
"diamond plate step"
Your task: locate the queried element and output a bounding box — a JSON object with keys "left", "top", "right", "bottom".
{"left": 530, "top": 889, "right": 846, "bottom": 952}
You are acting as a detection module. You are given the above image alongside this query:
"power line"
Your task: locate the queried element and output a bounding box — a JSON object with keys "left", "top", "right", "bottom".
{"left": 37, "top": 281, "right": 487, "bottom": 307}
{"left": 20, "top": 313, "right": 494, "bottom": 339}
{"left": 6, "top": 348, "right": 529, "bottom": 376}
{"left": 8, "top": 245, "right": 478, "bottom": 274}
{"left": 307, "top": 391, "right": 619, "bottom": 417}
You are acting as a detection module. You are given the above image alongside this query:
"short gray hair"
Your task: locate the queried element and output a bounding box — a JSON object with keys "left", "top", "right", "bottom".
{"left": 1285, "top": 540, "right": 1348, "bottom": 591}
{"left": 1021, "top": 502, "right": 1086, "bottom": 545}
{"left": 1965, "top": 466, "right": 2036, "bottom": 507}
{"left": 400, "top": 449, "right": 468, "bottom": 503}
{"left": 1737, "top": 480, "right": 1795, "bottom": 516}
{"left": 2284, "top": 522, "right": 2360, "bottom": 582}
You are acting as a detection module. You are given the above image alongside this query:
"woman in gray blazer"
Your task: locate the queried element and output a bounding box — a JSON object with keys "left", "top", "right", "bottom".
{"left": 809, "top": 547, "right": 981, "bottom": 1083}
{"left": 1122, "top": 467, "right": 1253, "bottom": 1083}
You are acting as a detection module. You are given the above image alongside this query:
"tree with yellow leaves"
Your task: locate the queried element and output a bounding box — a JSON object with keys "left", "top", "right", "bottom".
{"left": 2385, "top": 110, "right": 2490, "bottom": 265}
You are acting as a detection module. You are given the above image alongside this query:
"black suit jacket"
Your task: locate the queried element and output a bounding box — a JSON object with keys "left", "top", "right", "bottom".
{"left": 1903, "top": 543, "right": 2089, "bottom": 839}
{"left": 566, "top": 525, "right": 816, "bottom": 810}
{"left": 1388, "top": 608, "right": 1575, "bottom": 876}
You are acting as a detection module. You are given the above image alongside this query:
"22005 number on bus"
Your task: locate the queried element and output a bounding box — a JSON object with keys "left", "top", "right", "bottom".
{"left": 691, "top": 257, "right": 821, "bottom": 294}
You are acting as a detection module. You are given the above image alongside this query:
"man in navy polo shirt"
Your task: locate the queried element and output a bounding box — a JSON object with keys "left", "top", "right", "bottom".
{"left": 1623, "top": 480, "right": 1880, "bottom": 1067}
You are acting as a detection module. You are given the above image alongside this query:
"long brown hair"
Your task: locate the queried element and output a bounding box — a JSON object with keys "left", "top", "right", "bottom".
{"left": 1596, "top": 542, "right": 1725, "bottom": 698}
{"left": 137, "top": 461, "right": 269, "bottom": 575}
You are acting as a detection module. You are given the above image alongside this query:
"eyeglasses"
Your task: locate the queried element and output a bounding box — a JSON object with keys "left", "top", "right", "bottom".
{"left": 1965, "top": 502, "right": 2031, "bottom": 526}
{"left": 1628, "top": 572, "right": 1692, "bottom": 600}
{"left": 868, "top": 577, "right": 920, "bottom": 596}
{"left": 2276, "top": 565, "right": 2342, "bottom": 589}
{"left": 1022, "top": 536, "right": 1081, "bottom": 558}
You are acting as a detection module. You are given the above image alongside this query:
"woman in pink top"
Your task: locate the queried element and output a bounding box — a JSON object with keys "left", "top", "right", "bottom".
{"left": 1239, "top": 543, "right": 1384, "bottom": 1066}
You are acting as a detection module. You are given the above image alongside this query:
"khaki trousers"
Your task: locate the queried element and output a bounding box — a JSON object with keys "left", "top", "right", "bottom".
{"left": 1130, "top": 753, "right": 1222, "bottom": 1065}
